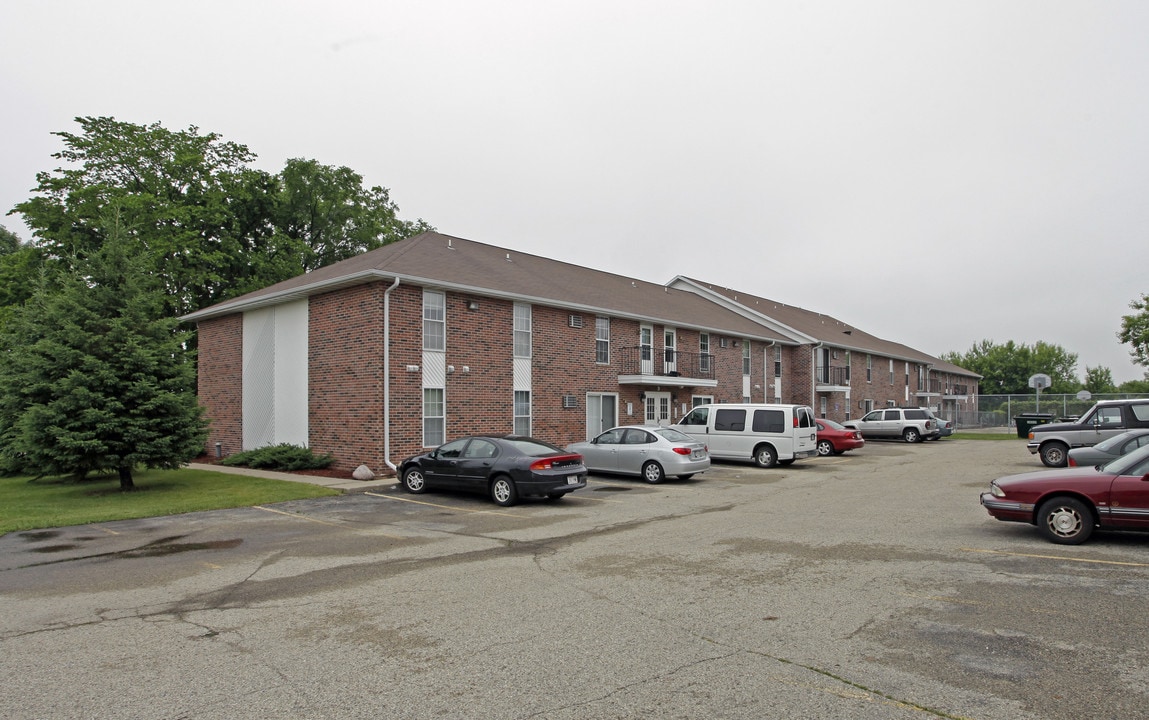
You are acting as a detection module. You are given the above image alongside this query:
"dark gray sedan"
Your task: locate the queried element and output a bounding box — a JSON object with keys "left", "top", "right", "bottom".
{"left": 1066, "top": 429, "right": 1149, "bottom": 467}
{"left": 566, "top": 426, "right": 709, "bottom": 483}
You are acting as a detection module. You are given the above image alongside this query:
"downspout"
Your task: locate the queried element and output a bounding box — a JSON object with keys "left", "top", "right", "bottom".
{"left": 383, "top": 277, "right": 401, "bottom": 473}
{"left": 810, "top": 342, "right": 823, "bottom": 408}
{"left": 764, "top": 340, "right": 776, "bottom": 402}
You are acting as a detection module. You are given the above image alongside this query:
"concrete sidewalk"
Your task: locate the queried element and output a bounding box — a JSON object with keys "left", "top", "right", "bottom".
{"left": 188, "top": 463, "right": 398, "bottom": 493}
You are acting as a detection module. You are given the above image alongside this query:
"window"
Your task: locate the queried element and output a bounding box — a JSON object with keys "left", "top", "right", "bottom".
{"left": 423, "top": 290, "right": 445, "bottom": 351}
{"left": 889, "top": 359, "right": 894, "bottom": 385}
{"left": 742, "top": 342, "right": 751, "bottom": 375}
{"left": 700, "top": 333, "right": 711, "bottom": 373}
{"left": 514, "top": 304, "right": 531, "bottom": 358}
{"left": 774, "top": 346, "right": 782, "bottom": 377}
{"left": 680, "top": 406, "right": 710, "bottom": 425}
{"left": 514, "top": 390, "right": 531, "bottom": 435}
{"left": 595, "top": 317, "right": 610, "bottom": 364}
{"left": 819, "top": 396, "right": 827, "bottom": 418}
{"left": 845, "top": 351, "right": 851, "bottom": 382}
{"left": 752, "top": 409, "right": 785, "bottom": 433}
{"left": 715, "top": 408, "right": 746, "bottom": 432}
{"left": 423, "top": 388, "right": 444, "bottom": 446}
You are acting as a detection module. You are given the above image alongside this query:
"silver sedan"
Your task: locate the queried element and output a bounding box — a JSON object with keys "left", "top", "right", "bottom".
{"left": 1066, "top": 429, "right": 1149, "bottom": 467}
{"left": 566, "top": 426, "right": 710, "bottom": 483}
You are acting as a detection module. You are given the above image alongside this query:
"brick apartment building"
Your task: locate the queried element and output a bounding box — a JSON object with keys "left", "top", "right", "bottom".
{"left": 183, "top": 232, "right": 979, "bottom": 474}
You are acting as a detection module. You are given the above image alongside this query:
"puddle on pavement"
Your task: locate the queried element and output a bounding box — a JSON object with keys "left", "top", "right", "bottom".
{"left": 29, "top": 544, "right": 79, "bottom": 553}
{"left": 121, "top": 538, "right": 243, "bottom": 558}
{"left": 19, "top": 530, "right": 62, "bottom": 542}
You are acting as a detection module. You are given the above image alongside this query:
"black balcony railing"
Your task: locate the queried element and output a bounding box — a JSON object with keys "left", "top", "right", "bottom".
{"left": 617, "top": 347, "right": 715, "bottom": 380}
{"left": 816, "top": 365, "right": 850, "bottom": 386}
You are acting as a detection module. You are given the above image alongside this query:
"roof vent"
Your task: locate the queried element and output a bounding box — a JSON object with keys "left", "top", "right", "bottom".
{"left": 506, "top": 253, "right": 512, "bottom": 262}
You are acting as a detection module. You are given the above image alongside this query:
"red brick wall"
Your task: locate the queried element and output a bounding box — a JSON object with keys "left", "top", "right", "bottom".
{"left": 196, "top": 315, "right": 243, "bottom": 459}
{"left": 308, "top": 283, "right": 387, "bottom": 473}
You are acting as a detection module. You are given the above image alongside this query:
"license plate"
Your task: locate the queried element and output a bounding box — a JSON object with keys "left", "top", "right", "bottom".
{"left": 566, "top": 475, "right": 581, "bottom": 485}
{"left": 692, "top": 451, "right": 704, "bottom": 459}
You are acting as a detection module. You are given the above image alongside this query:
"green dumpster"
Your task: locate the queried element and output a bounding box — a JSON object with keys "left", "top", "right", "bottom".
{"left": 1014, "top": 413, "right": 1054, "bottom": 439}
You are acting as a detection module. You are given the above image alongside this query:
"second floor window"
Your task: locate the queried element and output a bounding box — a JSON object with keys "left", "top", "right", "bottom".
{"left": 514, "top": 303, "right": 531, "bottom": 358}
{"left": 774, "top": 346, "right": 782, "bottom": 377}
{"left": 742, "top": 342, "right": 751, "bottom": 375}
{"left": 700, "top": 333, "right": 711, "bottom": 372}
{"left": 595, "top": 317, "right": 610, "bottom": 364}
{"left": 423, "top": 290, "right": 445, "bottom": 351}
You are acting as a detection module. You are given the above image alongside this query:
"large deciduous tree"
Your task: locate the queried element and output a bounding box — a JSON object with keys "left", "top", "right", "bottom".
{"left": 0, "top": 214, "right": 207, "bottom": 488}
{"left": 1118, "top": 293, "right": 1149, "bottom": 369}
{"left": 276, "top": 158, "right": 433, "bottom": 272}
{"left": 0, "top": 225, "right": 46, "bottom": 331}
{"left": 12, "top": 116, "right": 297, "bottom": 318}
{"left": 941, "top": 340, "right": 1079, "bottom": 394}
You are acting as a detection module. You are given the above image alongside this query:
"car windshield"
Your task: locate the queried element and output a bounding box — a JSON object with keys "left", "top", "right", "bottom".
{"left": 654, "top": 427, "right": 695, "bottom": 443}
{"left": 820, "top": 419, "right": 846, "bottom": 430}
{"left": 1101, "top": 442, "right": 1149, "bottom": 475}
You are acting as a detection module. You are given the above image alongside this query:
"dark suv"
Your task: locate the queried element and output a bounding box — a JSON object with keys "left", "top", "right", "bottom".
{"left": 844, "top": 407, "right": 936, "bottom": 443}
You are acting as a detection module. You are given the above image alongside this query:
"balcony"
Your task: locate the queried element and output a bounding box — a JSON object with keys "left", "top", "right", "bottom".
{"left": 616, "top": 347, "right": 717, "bottom": 387}
{"left": 815, "top": 365, "right": 850, "bottom": 391}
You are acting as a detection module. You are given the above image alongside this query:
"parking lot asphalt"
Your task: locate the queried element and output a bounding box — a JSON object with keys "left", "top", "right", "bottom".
{"left": 3, "top": 438, "right": 1148, "bottom": 719}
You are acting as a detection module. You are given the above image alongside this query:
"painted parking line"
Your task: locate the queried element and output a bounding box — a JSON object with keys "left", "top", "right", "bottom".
{"left": 254, "top": 504, "right": 405, "bottom": 539}
{"left": 364, "top": 491, "right": 526, "bottom": 518}
{"left": 960, "top": 547, "right": 1149, "bottom": 567}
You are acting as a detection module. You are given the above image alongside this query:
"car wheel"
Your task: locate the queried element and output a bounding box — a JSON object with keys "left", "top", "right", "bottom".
{"left": 902, "top": 428, "right": 921, "bottom": 443}
{"left": 1040, "top": 442, "right": 1069, "bottom": 468}
{"left": 402, "top": 467, "right": 426, "bottom": 494}
{"left": 490, "top": 475, "right": 518, "bottom": 506}
{"left": 752, "top": 444, "right": 777, "bottom": 468}
{"left": 1037, "top": 497, "right": 1094, "bottom": 545}
{"left": 816, "top": 440, "right": 834, "bottom": 456}
{"left": 642, "top": 461, "right": 665, "bottom": 484}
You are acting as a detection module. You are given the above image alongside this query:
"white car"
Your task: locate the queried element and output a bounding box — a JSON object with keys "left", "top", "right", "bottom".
{"left": 566, "top": 426, "right": 709, "bottom": 483}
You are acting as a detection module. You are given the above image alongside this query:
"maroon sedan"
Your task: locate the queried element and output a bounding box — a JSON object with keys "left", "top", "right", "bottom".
{"left": 980, "top": 443, "right": 1149, "bottom": 544}
{"left": 815, "top": 419, "right": 865, "bottom": 457}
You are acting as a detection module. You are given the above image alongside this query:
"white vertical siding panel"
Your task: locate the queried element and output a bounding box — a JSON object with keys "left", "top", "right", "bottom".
{"left": 423, "top": 350, "right": 446, "bottom": 389}
{"left": 513, "top": 357, "right": 531, "bottom": 392}
{"left": 242, "top": 308, "right": 276, "bottom": 450}
{"left": 274, "top": 300, "right": 309, "bottom": 447}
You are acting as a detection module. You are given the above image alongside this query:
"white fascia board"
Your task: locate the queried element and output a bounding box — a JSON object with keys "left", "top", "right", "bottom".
{"left": 667, "top": 276, "right": 813, "bottom": 344}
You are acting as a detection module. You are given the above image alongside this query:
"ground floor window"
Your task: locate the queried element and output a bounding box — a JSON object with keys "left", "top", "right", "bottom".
{"left": 424, "top": 388, "right": 445, "bottom": 447}
{"left": 514, "top": 390, "right": 531, "bottom": 436}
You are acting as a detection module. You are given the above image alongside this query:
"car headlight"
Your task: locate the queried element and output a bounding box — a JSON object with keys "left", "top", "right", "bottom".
{"left": 989, "top": 481, "right": 1005, "bottom": 498}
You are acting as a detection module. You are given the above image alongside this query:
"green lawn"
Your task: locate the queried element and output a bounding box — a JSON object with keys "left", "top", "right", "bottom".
{"left": 951, "top": 431, "right": 1019, "bottom": 440}
{"left": 0, "top": 468, "right": 340, "bottom": 534}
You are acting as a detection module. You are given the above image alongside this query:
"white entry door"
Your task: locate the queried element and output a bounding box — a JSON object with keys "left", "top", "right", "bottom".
{"left": 640, "top": 325, "right": 653, "bottom": 375}
{"left": 644, "top": 391, "right": 672, "bottom": 425}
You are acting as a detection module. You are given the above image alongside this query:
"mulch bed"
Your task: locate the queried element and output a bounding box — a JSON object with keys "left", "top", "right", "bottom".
{"left": 190, "top": 454, "right": 392, "bottom": 480}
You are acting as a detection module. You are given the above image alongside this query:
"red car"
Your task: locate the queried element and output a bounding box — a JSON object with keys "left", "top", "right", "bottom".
{"left": 815, "top": 419, "right": 865, "bottom": 456}
{"left": 979, "top": 443, "right": 1149, "bottom": 544}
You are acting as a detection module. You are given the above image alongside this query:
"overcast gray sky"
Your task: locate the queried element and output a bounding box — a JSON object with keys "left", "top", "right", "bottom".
{"left": 4, "top": 0, "right": 1148, "bottom": 383}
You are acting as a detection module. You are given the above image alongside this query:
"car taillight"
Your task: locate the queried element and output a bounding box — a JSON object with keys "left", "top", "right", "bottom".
{"left": 530, "top": 454, "right": 581, "bottom": 471}
{"left": 1067, "top": 457, "right": 1078, "bottom": 467}
{"left": 793, "top": 416, "right": 799, "bottom": 428}
{"left": 673, "top": 447, "right": 692, "bottom": 455}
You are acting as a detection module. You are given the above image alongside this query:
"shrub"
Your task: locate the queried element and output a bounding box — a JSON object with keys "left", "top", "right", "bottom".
{"left": 220, "top": 444, "right": 335, "bottom": 471}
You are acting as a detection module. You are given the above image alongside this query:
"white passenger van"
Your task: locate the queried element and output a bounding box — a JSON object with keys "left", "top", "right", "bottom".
{"left": 673, "top": 403, "right": 818, "bottom": 468}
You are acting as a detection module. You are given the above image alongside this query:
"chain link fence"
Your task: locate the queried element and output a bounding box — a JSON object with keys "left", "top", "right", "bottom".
{"left": 967, "top": 393, "right": 1149, "bottom": 428}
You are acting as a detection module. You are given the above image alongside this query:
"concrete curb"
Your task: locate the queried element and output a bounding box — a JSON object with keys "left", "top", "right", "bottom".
{"left": 187, "top": 463, "right": 398, "bottom": 494}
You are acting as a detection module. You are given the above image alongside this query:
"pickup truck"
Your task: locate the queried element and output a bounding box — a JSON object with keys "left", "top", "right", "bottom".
{"left": 1027, "top": 399, "right": 1149, "bottom": 467}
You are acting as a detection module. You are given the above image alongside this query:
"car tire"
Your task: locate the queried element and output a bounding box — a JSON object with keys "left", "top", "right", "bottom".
{"left": 1037, "top": 496, "right": 1094, "bottom": 545}
{"left": 402, "top": 467, "right": 426, "bottom": 494}
{"left": 642, "top": 461, "right": 665, "bottom": 484}
{"left": 1040, "top": 442, "right": 1069, "bottom": 468}
{"left": 490, "top": 475, "right": 518, "bottom": 506}
{"left": 752, "top": 444, "right": 777, "bottom": 468}
{"left": 902, "top": 428, "right": 921, "bottom": 443}
{"left": 816, "top": 440, "right": 834, "bottom": 456}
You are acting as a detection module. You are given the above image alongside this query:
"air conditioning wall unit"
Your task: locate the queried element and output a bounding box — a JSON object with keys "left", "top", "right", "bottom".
{"left": 568, "top": 314, "right": 583, "bottom": 328}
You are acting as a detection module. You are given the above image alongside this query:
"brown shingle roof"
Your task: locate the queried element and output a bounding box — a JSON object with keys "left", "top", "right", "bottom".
{"left": 182, "top": 232, "right": 791, "bottom": 342}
